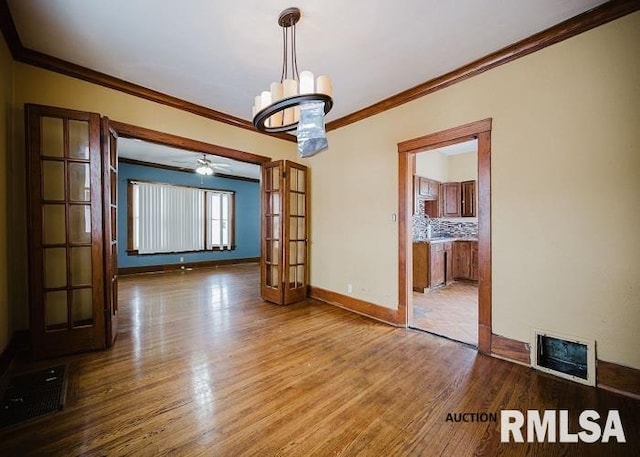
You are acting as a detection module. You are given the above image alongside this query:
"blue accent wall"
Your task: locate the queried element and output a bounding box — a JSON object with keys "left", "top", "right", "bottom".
{"left": 118, "top": 162, "right": 260, "bottom": 268}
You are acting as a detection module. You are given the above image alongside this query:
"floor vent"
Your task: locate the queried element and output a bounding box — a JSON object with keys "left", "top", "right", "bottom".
{"left": 0, "top": 365, "right": 67, "bottom": 428}
{"left": 532, "top": 331, "right": 596, "bottom": 386}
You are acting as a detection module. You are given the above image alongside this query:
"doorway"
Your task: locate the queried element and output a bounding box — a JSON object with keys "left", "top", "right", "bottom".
{"left": 411, "top": 141, "right": 479, "bottom": 345}
{"left": 397, "top": 119, "right": 492, "bottom": 354}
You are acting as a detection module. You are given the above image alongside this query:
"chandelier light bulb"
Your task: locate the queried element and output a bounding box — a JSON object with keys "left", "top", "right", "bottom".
{"left": 299, "top": 71, "right": 315, "bottom": 94}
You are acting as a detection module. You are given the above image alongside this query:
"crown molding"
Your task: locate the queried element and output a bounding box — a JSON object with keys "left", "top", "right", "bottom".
{"left": 2, "top": 1, "right": 638, "bottom": 136}
{"left": 326, "top": 0, "right": 640, "bottom": 131}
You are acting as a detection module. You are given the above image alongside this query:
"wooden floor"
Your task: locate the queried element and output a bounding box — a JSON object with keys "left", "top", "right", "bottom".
{"left": 1, "top": 264, "right": 638, "bottom": 456}
{"left": 411, "top": 282, "right": 478, "bottom": 345}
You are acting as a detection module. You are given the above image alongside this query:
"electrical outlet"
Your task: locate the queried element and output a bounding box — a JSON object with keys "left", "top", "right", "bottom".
{"left": 347, "top": 284, "right": 353, "bottom": 294}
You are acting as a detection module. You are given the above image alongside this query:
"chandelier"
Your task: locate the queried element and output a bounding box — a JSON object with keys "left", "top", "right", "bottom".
{"left": 252, "top": 7, "right": 333, "bottom": 134}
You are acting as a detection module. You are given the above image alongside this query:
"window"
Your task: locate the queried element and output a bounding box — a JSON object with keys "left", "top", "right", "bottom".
{"left": 128, "top": 181, "right": 235, "bottom": 254}
{"left": 207, "top": 191, "right": 234, "bottom": 250}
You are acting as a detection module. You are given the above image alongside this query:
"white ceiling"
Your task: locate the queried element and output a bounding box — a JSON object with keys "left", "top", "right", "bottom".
{"left": 432, "top": 139, "right": 478, "bottom": 156}
{"left": 8, "top": 0, "right": 607, "bottom": 124}
{"left": 7, "top": 1, "right": 606, "bottom": 174}
{"left": 117, "top": 138, "right": 261, "bottom": 180}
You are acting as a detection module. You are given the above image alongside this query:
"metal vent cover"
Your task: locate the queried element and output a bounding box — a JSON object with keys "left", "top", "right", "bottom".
{"left": 532, "top": 330, "right": 596, "bottom": 386}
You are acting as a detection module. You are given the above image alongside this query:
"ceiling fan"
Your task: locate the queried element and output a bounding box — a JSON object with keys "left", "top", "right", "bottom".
{"left": 195, "top": 154, "right": 230, "bottom": 176}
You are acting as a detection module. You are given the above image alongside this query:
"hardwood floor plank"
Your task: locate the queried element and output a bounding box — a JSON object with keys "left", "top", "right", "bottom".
{"left": 0, "top": 264, "right": 637, "bottom": 456}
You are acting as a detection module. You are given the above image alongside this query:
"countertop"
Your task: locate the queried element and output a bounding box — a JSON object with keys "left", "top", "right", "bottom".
{"left": 414, "top": 237, "right": 478, "bottom": 244}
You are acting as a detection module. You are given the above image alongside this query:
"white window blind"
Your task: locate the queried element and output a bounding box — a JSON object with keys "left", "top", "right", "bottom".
{"left": 130, "top": 181, "right": 235, "bottom": 254}
{"left": 134, "top": 182, "right": 205, "bottom": 254}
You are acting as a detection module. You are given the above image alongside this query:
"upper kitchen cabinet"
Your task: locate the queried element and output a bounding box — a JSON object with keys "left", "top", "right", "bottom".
{"left": 461, "top": 180, "right": 476, "bottom": 217}
{"left": 416, "top": 176, "right": 439, "bottom": 199}
{"left": 441, "top": 182, "right": 461, "bottom": 217}
{"left": 413, "top": 175, "right": 440, "bottom": 217}
{"left": 442, "top": 180, "right": 476, "bottom": 218}
{"left": 414, "top": 140, "right": 477, "bottom": 218}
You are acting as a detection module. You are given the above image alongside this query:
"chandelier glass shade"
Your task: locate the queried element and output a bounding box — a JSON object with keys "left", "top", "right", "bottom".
{"left": 252, "top": 8, "right": 333, "bottom": 134}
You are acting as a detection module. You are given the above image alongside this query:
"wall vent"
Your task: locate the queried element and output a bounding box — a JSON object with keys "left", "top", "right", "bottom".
{"left": 532, "top": 330, "right": 596, "bottom": 386}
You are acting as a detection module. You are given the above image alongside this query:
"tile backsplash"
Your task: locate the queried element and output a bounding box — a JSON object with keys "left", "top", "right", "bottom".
{"left": 413, "top": 214, "right": 478, "bottom": 241}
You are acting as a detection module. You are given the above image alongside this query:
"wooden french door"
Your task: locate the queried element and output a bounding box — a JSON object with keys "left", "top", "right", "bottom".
{"left": 26, "top": 104, "right": 113, "bottom": 357}
{"left": 102, "top": 118, "right": 119, "bottom": 346}
{"left": 261, "top": 160, "right": 308, "bottom": 305}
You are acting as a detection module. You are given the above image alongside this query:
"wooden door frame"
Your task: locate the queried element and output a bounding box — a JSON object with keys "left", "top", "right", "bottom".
{"left": 108, "top": 121, "right": 272, "bottom": 166}
{"left": 101, "top": 117, "right": 118, "bottom": 347}
{"left": 397, "top": 119, "right": 492, "bottom": 354}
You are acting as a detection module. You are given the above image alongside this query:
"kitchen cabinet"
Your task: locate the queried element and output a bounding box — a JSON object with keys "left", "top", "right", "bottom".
{"left": 416, "top": 176, "right": 439, "bottom": 199}
{"left": 413, "top": 241, "right": 453, "bottom": 292}
{"left": 413, "top": 242, "right": 430, "bottom": 292}
{"left": 441, "top": 182, "right": 461, "bottom": 217}
{"left": 470, "top": 242, "right": 479, "bottom": 280}
{"left": 453, "top": 240, "right": 479, "bottom": 281}
{"left": 441, "top": 180, "right": 476, "bottom": 218}
{"left": 413, "top": 175, "right": 440, "bottom": 217}
{"left": 454, "top": 241, "right": 471, "bottom": 279}
{"left": 430, "top": 243, "right": 445, "bottom": 287}
{"left": 444, "top": 242, "right": 453, "bottom": 284}
{"left": 461, "top": 180, "right": 476, "bottom": 217}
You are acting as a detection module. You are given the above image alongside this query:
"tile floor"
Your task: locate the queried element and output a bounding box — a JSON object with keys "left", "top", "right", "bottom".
{"left": 411, "top": 281, "right": 478, "bottom": 346}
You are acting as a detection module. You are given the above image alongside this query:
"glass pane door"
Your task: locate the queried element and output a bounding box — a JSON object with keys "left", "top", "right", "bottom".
{"left": 27, "top": 104, "right": 106, "bottom": 358}
{"left": 261, "top": 162, "right": 284, "bottom": 303}
{"left": 260, "top": 160, "right": 308, "bottom": 305}
{"left": 283, "top": 162, "right": 308, "bottom": 304}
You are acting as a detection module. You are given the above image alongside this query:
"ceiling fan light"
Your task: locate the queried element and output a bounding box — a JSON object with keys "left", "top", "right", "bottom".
{"left": 195, "top": 165, "right": 214, "bottom": 176}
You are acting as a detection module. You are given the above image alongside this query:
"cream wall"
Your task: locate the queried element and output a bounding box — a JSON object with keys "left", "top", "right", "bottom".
{"left": 415, "top": 151, "right": 449, "bottom": 182}
{"left": 9, "top": 64, "right": 297, "bottom": 331}
{"left": 306, "top": 13, "right": 640, "bottom": 369}
{"left": 0, "top": 32, "right": 13, "bottom": 353}
{"left": 447, "top": 152, "right": 477, "bottom": 182}
{"left": 415, "top": 150, "right": 477, "bottom": 182}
